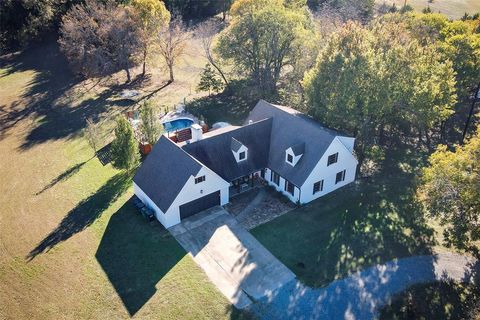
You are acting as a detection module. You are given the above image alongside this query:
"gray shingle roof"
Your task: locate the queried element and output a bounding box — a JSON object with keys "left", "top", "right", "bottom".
{"left": 291, "top": 142, "right": 305, "bottom": 156}
{"left": 230, "top": 137, "right": 243, "bottom": 152}
{"left": 182, "top": 118, "right": 272, "bottom": 182}
{"left": 135, "top": 100, "right": 347, "bottom": 212}
{"left": 133, "top": 136, "right": 202, "bottom": 212}
{"left": 245, "top": 100, "right": 340, "bottom": 187}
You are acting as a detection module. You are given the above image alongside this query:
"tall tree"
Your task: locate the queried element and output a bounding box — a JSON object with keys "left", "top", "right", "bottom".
{"left": 303, "top": 19, "right": 456, "bottom": 165}
{"left": 111, "top": 116, "right": 140, "bottom": 171}
{"left": 131, "top": 0, "right": 170, "bottom": 76}
{"left": 418, "top": 125, "right": 480, "bottom": 257}
{"left": 59, "top": 0, "right": 143, "bottom": 82}
{"left": 0, "top": 0, "right": 81, "bottom": 52}
{"left": 196, "top": 20, "right": 229, "bottom": 85}
{"left": 139, "top": 101, "right": 163, "bottom": 145}
{"left": 197, "top": 64, "right": 224, "bottom": 95}
{"left": 157, "top": 16, "right": 188, "bottom": 83}
{"left": 216, "top": 0, "right": 315, "bottom": 94}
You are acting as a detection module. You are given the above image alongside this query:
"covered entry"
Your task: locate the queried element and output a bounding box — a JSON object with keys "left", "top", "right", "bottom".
{"left": 179, "top": 190, "right": 220, "bottom": 219}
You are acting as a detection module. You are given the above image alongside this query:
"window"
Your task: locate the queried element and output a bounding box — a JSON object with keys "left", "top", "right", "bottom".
{"left": 335, "top": 170, "right": 346, "bottom": 184}
{"left": 327, "top": 153, "right": 338, "bottom": 166}
{"left": 285, "top": 180, "right": 295, "bottom": 195}
{"left": 239, "top": 151, "right": 246, "bottom": 160}
{"left": 313, "top": 180, "right": 324, "bottom": 194}
{"left": 195, "top": 175, "right": 205, "bottom": 184}
{"left": 271, "top": 172, "right": 280, "bottom": 186}
{"left": 287, "top": 153, "right": 293, "bottom": 164}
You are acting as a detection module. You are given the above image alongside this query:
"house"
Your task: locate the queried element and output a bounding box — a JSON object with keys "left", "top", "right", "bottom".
{"left": 133, "top": 100, "right": 358, "bottom": 228}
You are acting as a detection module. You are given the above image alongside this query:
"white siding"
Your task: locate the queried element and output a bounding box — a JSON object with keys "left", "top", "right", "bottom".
{"left": 263, "top": 168, "right": 300, "bottom": 203}
{"left": 232, "top": 145, "right": 248, "bottom": 163}
{"left": 133, "top": 182, "right": 178, "bottom": 227}
{"left": 300, "top": 137, "right": 358, "bottom": 204}
{"left": 134, "top": 166, "right": 229, "bottom": 228}
{"left": 337, "top": 136, "right": 355, "bottom": 153}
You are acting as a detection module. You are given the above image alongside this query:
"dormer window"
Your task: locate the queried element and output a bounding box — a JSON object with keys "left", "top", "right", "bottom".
{"left": 285, "top": 143, "right": 304, "bottom": 167}
{"left": 231, "top": 137, "right": 248, "bottom": 163}
{"left": 287, "top": 154, "right": 293, "bottom": 164}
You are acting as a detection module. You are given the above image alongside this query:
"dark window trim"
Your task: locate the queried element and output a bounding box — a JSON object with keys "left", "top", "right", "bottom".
{"left": 313, "top": 180, "right": 324, "bottom": 194}
{"left": 285, "top": 180, "right": 295, "bottom": 195}
{"left": 271, "top": 171, "right": 280, "bottom": 186}
{"left": 335, "top": 170, "right": 345, "bottom": 184}
{"left": 327, "top": 153, "right": 339, "bottom": 166}
{"left": 287, "top": 153, "right": 293, "bottom": 164}
{"left": 195, "top": 175, "right": 206, "bottom": 184}
{"left": 239, "top": 151, "right": 246, "bottom": 160}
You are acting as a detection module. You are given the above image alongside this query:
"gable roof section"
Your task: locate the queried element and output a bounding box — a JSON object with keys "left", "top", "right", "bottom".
{"left": 134, "top": 136, "right": 202, "bottom": 212}
{"left": 245, "top": 100, "right": 340, "bottom": 186}
{"left": 182, "top": 118, "right": 272, "bottom": 182}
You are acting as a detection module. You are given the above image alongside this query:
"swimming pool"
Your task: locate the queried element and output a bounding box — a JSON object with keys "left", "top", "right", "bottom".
{"left": 162, "top": 118, "right": 194, "bottom": 132}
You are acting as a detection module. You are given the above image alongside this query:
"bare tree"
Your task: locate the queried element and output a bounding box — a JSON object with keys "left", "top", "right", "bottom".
{"left": 196, "top": 19, "right": 229, "bottom": 85}
{"left": 59, "top": 0, "right": 143, "bottom": 82}
{"left": 85, "top": 117, "right": 100, "bottom": 155}
{"left": 157, "top": 16, "right": 189, "bottom": 83}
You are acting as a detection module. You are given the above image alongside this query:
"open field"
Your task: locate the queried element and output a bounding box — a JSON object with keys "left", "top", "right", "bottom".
{"left": 0, "top": 37, "right": 250, "bottom": 319}
{"left": 375, "top": 0, "right": 480, "bottom": 19}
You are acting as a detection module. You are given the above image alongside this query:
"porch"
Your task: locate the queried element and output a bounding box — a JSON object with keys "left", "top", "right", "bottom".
{"left": 229, "top": 171, "right": 265, "bottom": 197}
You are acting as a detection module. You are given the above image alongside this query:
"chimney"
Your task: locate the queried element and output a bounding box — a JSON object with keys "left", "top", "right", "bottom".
{"left": 190, "top": 124, "right": 203, "bottom": 142}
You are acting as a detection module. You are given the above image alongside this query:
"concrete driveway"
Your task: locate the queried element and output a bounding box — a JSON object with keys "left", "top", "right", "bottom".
{"left": 169, "top": 207, "right": 296, "bottom": 309}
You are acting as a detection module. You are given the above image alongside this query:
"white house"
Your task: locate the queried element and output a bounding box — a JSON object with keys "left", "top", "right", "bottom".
{"left": 134, "top": 100, "right": 358, "bottom": 228}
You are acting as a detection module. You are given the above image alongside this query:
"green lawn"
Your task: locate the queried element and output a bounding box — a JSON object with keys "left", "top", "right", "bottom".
{"left": 251, "top": 147, "right": 437, "bottom": 288}
{"left": 0, "top": 39, "right": 251, "bottom": 319}
{"left": 379, "top": 280, "right": 480, "bottom": 319}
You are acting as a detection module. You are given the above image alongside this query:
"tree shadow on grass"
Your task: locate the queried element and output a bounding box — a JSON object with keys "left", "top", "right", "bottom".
{"left": 95, "top": 199, "right": 186, "bottom": 316}
{"left": 0, "top": 40, "right": 136, "bottom": 148}
{"left": 35, "top": 160, "right": 90, "bottom": 195}
{"left": 252, "top": 145, "right": 437, "bottom": 288}
{"left": 26, "top": 171, "right": 132, "bottom": 261}
{"left": 379, "top": 269, "right": 480, "bottom": 320}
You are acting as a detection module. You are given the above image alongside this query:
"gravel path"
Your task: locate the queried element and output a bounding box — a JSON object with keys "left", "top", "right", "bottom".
{"left": 235, "top": 188, "right": 266, "bottom": 223}
{"left": 250, "top": 252, "right": 478, "bottom": 320}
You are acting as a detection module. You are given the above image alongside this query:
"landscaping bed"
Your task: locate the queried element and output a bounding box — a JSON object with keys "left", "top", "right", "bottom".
{"left": 225, "top": 186, "right": 296, "bottom": 230}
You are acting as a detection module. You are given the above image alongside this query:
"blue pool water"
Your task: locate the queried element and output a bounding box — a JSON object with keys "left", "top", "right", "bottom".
{"left": 163, "top": 118, "right": 194, "bottom": 132}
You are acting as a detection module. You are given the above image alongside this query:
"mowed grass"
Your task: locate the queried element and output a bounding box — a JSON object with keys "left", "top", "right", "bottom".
{"left": 375, "top": 0, "right": 480, "bottom": 19}
{"left": 251, "top": 148, "right": 437, "bottom": 288}
{"left": 0, "top": 39, "right": 251, "bottom": 319}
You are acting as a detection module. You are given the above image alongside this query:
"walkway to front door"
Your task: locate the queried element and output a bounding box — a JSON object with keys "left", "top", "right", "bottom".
{"left": 168, "top": 207, "right": 296, "bottom": 309}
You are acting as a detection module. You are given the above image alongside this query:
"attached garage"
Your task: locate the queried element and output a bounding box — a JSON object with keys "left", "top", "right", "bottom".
{"left": 179, "top": 190, "right": 220, "bottom": 220}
